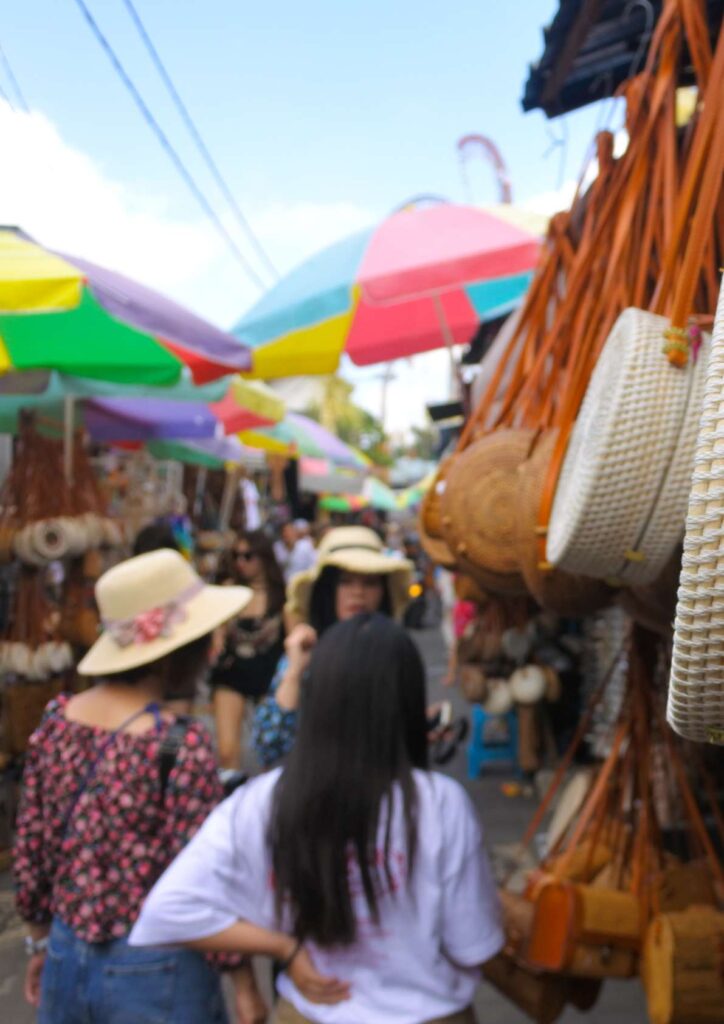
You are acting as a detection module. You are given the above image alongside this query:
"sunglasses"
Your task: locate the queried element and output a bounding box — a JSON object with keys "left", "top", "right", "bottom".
{"left": 235, "top": 550, "right": 257, "bottom": 562}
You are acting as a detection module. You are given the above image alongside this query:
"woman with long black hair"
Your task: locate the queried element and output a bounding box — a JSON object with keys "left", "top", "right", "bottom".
{"left": 211, "top": 529, "right": 286, "bottom": 769}
{"left": 131, "top": 614, "right": 504, "bottom": 1023}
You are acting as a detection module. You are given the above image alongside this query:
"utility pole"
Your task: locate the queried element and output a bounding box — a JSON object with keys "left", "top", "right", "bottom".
{"left": 378, "top": 363, "right": 397, "bottom": 432}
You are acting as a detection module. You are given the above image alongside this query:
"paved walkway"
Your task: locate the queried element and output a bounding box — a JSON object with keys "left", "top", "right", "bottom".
{"left": 0, "top": 628, "right": 648, "bottom": 1022}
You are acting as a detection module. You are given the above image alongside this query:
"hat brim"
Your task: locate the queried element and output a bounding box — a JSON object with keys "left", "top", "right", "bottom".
{"left": 286, "top": 552, "right": 414, "bottom": 623}
{"left": 77, "top": 584, "right": 252, "bottom": 677}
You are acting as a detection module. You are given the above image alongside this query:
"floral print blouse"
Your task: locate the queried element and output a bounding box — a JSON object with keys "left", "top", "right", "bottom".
{"left": 13, "top": 694, "right": 226, "bottom": 945}
{"left": 250, "top": 656, "right": 299, "bottom": 767}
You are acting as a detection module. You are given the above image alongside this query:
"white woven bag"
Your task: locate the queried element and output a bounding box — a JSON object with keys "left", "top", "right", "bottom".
{"left": 547, "top": 307, "right": 709, "bottom": 585}
{"left": 668, "top": 280, "right": 724, "bottom": 744}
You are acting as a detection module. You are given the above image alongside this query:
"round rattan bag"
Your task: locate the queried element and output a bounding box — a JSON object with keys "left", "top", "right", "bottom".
{"left": 418, "top": 520, "right": 457, "bottom": 570}
{"left": 515, "top": 430, "right": 614, "bottom": 616}
{"left": 420, "top": 456, "right": 454, "bottom": 540}
{"left": 669, "top": 282, "right": 724, "bottom": 744}
{"left": 547, "top": 308, "right": 709, "bottom": 586}
{"left": 441, "top": 429, "right": 533, "bottom": 592}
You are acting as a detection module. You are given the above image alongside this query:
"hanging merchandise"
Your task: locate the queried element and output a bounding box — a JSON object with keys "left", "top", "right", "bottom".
{"left": 515, "top": 429, "right": 614, "bottom": 615}
{"left": 546, "top": 310, "right": 710, "bottom": 584}
{"left": 425, "top": 0, "right": 722, "bottom": 624}
{"left": 0, "top": 416, "right": 124, "bottom": 568}
{"left": 441, "top": 430, "right": 532, "bottom": 595}
{"left": 643, "top": 905, "right": 724, "bottom": 1023}
{"left": 419, "top": 457, "right": 457, "bottom": 568}
{"left": 669, "top": 278, "right": 724, "bottom": 743}
{"left": 489, "top": 628, "right": 724, "bottom": 1023}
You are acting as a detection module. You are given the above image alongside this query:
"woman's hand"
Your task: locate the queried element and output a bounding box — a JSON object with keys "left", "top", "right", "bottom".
{"left": 231, "top": 962, "right": 268, "bottom": 1024}
{"left": 284, "top": 624, "right": 317, "bottom": 676}
{"left": 287, "top": 946, "right": 351, "bottom": 1005}
{"left": 24, "top": 953, "right": 45, "bottom": 1007}
{"left": 276, "top": 625, "right": 318, "bottom": 711}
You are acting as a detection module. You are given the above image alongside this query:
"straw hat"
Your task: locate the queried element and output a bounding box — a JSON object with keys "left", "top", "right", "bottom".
{"left": 78, "top": 549, "right": 251, "bottom": 677}
{"left": 286, "top": 526, "right": 414, "bottom": 622}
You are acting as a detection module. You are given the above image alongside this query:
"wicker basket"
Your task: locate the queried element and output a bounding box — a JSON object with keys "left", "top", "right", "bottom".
{"left": 420, "top": 456, "right": 454, "bottom": 540}
{"left": 669, "top": 281, "right": 724, "bottom": 743}
{"left": 643, "top": 906, "right": 724, "bottom": 1024}
{"left": 418, "top": 519, "right": 456, "bottom": 569}
{"left": 515, "top": 430, "right": 614, "bottom": 615}
{"left": 441, "top": 430, "right": 532, "bottom": 584}
{"left": 457, "top": 551, "right": 527, "bottom": 596}
{"left": 547, "top": 308, "right": 709, "bottom": 585}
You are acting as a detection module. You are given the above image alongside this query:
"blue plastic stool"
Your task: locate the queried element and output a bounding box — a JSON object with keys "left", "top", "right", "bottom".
{"left": 467, "top": 706, "right": 518, "bottom": 779}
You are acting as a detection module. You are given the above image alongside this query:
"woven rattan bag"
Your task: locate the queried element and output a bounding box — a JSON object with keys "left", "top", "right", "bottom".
{"left": 440, "top": 430, "right": 531, "bottom": 594}
{"left": 547, "top": 308, "right": 709, "bottom": 585}
{"left": 642, "top": 905, "right": 724, "bottom": 1024}
{"left": 418, "top": 517, "right": 456, "bottom": 570}
{"left": 669, "top": 280, "right": 724, "bottom": 743}
{"left": 420, "top": 456, "right": 454, "bottom": 540}
{"left": 515, "top": 430, "right": 613, "bottom": 615}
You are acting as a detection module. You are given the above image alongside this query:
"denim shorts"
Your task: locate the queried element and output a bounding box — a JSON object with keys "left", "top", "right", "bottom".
{"left": 39, "top": 917, "right": 228, "bottom": 1024}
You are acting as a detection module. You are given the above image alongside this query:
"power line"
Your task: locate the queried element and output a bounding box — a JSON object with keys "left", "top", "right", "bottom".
{"left": 69, "top": 0, "right": 268, "bottom": 292}
{"left": 120, "top": 0, "right": 278, "bottom": 281}
{"left": 0, "top": 41, "right": 30, "bottom": 112}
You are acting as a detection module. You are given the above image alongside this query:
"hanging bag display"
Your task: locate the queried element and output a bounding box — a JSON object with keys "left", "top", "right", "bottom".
{"left": 545, "top": 308, "right": 710, "bottom": 585}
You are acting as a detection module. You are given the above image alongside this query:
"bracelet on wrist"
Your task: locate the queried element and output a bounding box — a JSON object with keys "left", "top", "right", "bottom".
{"left": 279, "top": 939, "right": 302, "bottom": 972}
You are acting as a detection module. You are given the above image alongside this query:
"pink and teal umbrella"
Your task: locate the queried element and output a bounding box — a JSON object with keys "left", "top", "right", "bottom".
{"left": 0, "top": 228, "right": 251, "bottom": 385}
{"left": 235, "top": 202, "right": 542, "bottom": 378}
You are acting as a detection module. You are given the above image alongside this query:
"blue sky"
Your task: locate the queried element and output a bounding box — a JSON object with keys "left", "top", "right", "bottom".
{"left": 0, "top": 1, "right": 613, "bottom": 431}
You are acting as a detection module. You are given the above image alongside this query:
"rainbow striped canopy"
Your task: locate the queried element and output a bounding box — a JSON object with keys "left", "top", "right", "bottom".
{"left": 0, "top": 228, "right": 251, "bottom": 385}
{"left": 235, "top": 203, "right": 542, "bottom": 378}
{"left": 0, "top": 373, "right": 282, "bottom": 441}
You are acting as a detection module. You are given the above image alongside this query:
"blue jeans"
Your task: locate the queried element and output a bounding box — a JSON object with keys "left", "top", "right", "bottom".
{"left": 39, "top": 918, "right": 228, "bottom": 1024}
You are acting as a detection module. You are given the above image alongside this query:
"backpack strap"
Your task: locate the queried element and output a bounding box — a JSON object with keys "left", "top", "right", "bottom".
{"left": 159, "top": 715, "right": 193, "bottom": 804}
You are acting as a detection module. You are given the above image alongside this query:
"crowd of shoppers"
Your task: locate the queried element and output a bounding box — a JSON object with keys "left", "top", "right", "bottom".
{"left": 12, "top": 516, "right": 503, "bottom": 1024}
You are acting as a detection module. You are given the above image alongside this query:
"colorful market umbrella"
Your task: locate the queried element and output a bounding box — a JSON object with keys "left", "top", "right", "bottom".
{"left": 317, "top": 476, "right": 398, "bottom": 511}
{"left": 235, "top": 202, "right": 542, "bottom": 377}
{"left": 82, "top": 378, "right": 283, "bottom": 442}
{"left": 319, "top": 494, "right": 366, "bottom": 513}
{"left": 147, "top": 436, "right": 266, "bottom": 471}
{"left": 299, "top": 456, "right": 365, "bottom": 496}
{"left": 0, "top": 374, "right": 283, "bottom": 441}
{"left": 240, "top": 411, "right": 367, "bottom": 471}
{"left": 0, "top": 228, "right": 251, "bottom": 385}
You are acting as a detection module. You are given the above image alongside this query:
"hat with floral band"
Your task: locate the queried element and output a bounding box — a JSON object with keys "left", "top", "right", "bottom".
{"left": 286, "top": 526, "right": 414, "bottom": 622}
{"left": 78, "top": 548, "right": 251, "bottom": 676}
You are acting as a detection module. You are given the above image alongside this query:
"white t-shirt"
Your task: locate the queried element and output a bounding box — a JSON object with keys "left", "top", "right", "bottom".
{"left": 130, "top": 769, "right": 503, "bottom": 1024}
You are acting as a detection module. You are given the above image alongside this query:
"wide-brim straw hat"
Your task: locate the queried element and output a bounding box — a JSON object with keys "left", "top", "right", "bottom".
{"left": 78, "top": 548, "right": 251, "bottom": 676}
{"left": 286, "top": 526, "right": 414, "bottom": 622}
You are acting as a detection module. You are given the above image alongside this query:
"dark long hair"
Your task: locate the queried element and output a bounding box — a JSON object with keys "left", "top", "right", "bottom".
{"left": 309, "top": 565, "right": 393, "bottom": 635}
{"left": 227, "top": 530, "right": 286, "bottom": 616}
{"left": 269, "top": 614, "right": 428, "bottom": 946}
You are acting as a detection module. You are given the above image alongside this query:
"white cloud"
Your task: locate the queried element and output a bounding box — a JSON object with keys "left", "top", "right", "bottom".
{"left": 0, "top": 101, "right": 221, "bottom": 297}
